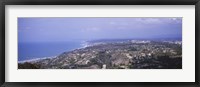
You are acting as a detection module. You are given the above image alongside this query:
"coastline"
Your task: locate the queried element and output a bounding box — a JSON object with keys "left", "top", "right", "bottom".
{"left": 18, "top": 41, "right": 90, "bottom": 64}
{"left": 18, "top": 56, "right": 57, "bottom": 63}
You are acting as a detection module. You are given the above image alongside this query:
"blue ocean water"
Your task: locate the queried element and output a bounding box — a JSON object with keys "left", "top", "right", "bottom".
{"left": 18, "top": 41, "right": 84, "bottom": 61}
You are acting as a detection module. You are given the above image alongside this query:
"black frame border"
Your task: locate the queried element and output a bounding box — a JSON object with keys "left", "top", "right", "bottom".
{"left": 0, "top": 0, "right": 200, "bottom": 87}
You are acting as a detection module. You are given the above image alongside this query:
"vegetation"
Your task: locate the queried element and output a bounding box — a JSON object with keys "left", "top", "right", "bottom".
{"left": 18, "top": 62, "right": 41, "bottom": 69}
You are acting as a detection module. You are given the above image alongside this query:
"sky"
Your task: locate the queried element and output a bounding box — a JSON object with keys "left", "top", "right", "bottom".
{"left": 18, "top": 17, "right": 182, "bottom": 43}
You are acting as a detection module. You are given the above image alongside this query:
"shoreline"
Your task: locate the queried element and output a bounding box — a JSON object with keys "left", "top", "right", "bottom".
{"left": 18, "top": 56, "right": 57, "bottom": 63}
{"left": 18, "top": 41, "right": 90, "bottom": 63}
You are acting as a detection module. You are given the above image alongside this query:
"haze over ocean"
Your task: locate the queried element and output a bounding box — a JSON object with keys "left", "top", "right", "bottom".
{"left": 18, "top": 17, "right": 182, "bottom": 61}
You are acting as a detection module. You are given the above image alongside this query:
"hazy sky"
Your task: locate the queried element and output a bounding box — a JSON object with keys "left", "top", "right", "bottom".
{"left": 18, "top": 17, "right": 182, "bottom": 43}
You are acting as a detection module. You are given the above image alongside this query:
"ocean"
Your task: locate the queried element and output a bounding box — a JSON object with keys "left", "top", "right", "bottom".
{"left": 18, "top": 41, "right": 85, "bottom": 61}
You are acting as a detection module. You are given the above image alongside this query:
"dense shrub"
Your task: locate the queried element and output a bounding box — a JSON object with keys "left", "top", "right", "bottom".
{"left": 18, "top": 62, "right": 41, "bottom": 69}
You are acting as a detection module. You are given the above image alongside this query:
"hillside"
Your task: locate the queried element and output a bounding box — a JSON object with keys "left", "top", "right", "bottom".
{"left": 18, "top": 40, "right": 182, "bottom": 69}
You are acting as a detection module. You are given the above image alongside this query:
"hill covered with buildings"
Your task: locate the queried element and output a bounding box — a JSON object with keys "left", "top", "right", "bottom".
{"left": 18, "top": 40, "right": 182, "bottom": 69}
